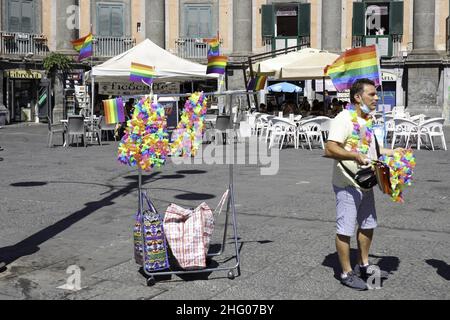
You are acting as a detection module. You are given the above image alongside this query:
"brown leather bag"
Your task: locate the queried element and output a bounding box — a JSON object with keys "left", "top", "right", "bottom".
{"left": 374, "top": 161, "right": 392, "bottom": 195}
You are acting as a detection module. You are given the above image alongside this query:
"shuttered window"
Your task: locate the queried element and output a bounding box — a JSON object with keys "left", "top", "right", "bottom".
{"left": 185, "top": 5, "right": 212, "bottom": 38}
{"left": 261, "top": 5, "right": 274, "bottom": 38}
{"left": 7, "top": 0, "right": 35, "bottom": 33}
{"left": 389, "top": 1, "right": 404, "bottom": 35}
{"left": 297, "top": 3, "right": 311, "bottom": 37}
{"left": 97, "top": 3, "right": 124, "bottom": 37}
{"left": 352, "top": 2, "right": 365, "bottom": 36}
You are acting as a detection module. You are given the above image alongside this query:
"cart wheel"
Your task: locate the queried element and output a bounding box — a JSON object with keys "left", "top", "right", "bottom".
{"left": 227, "top": 270, "right": 235, "bottom": 280}
{"left": 147, "top": 276, "right": 156, "bottom": 287}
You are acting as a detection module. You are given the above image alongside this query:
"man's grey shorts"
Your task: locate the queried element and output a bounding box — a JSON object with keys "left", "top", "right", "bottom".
{"left": 333, "top": 185, "right": 377, "bottom": 237}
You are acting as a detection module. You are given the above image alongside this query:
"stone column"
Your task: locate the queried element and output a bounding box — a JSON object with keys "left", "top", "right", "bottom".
{"left": 412, "top": 0, "right": 435, "bottom": 53}
{"left": 321, "top": 0, "right": 341, "bottom": 52}
{"left": 53, "top": 0, "right": 78, "bottom": 122}
{"left": 233, "top": 0, "right": 252, "bottom": 55}
{"left": 56, "top": 0, "right": 79, "bottom": 53}
{"left": 145, "top": 0, "right": 165, "bottom": 48}
{"left": 406, "top": 0, "right": 442, "bottom": 116}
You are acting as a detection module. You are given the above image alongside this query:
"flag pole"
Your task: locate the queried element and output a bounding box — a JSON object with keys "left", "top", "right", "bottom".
{"left": 90, "top": 25, "right": 95, "bottom": 143}
{"left": 374, "top": 44, "right": 387, "bottom": 147}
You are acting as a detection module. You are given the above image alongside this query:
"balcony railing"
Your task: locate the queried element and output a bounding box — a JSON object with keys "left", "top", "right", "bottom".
{"left": 175, "top": 38, "right": 218, "bottom": 60}
{"left": 264, "top": 36, "right": 310, "bottom": 53}
{"left": 352, "top": 35, "right": 403, "bottom": 58}
{"left": 93, "top": 36, "right": 135, "bottom": 58}
{"left": 0, "top": 31, "right": 49, "bottom": 57}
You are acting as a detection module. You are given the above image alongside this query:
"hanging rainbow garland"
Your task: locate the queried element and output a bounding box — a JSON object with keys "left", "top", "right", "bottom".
{"left": 379, "top": 150, "right": 416, "bottom": 203}
{"left": 170, "top": 92, "right": 208, "bottom": 157}
{"left": 118, "top": 96, "right": 169, "bottom": 172}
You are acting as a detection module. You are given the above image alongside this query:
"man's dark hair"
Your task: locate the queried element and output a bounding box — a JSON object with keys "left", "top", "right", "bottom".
{"left": 350, "top": 78, "right": 376, "bottom": 104}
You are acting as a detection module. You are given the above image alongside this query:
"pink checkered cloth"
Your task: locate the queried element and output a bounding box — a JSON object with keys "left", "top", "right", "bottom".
{"left": 164, "top": 203, "right": 214, "bottom": 270}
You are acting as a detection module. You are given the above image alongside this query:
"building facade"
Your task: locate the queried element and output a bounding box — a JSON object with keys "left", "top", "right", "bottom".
{"left": 0, "top": 0, "right": 449, "bottom": 124}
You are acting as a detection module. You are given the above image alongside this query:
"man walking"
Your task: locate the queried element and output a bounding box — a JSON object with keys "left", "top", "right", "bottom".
{"left": 325, "top": 78, "right": 403, "bottom": 290}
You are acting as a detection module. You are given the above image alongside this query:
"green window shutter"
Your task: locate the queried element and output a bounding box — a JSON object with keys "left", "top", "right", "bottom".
{"left": 111, "top": 5, "right": 124, "bottom": 37}
{"left": 97, "top": 4, "right": 111, "bottom": 36}
{"left": 389, "top": 1, "right": 404, "bottom": 35}
{"left": 8, "top": 0, "right": 21, "bottom": 32}
{"left": 261, "top": 5, "right": 274, "bottom": 38}
{"left": 352, "top": 2, "right": 365, "bottom": 36}
{"left": 298, "top": 3, "right": 311, "bottom": 37}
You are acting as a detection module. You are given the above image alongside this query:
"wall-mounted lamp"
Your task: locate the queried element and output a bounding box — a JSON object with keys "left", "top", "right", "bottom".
{"left": 137, "top": 22, "right": 142, "bottom": 32}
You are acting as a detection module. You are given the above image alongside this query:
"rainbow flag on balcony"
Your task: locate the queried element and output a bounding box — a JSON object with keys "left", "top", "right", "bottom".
{"left": 130, "top": 62, "right": 155, "bottom": 85}
{"left": 206, "top": 56, "right": 228, "bottom": 75}
{"left": 324, "top": 45, "right": 381, "bottom": 92}
{"left": 103, "top": 98, "right": 125, "bottom": 124}
{"left": 71, "top": 33, "right": 93, "bottom": 61}
{"left": 247, "top": 75, "right": 268, "bottom": 91}
{"left": 206, "top": 38, "right": 220, "bottom": 57}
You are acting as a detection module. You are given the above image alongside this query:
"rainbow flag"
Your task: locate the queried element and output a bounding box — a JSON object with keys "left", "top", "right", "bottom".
{"left": 72, "top": 33, "right": 93, "bottom": 61}
{"left": 206, "top": 38, "right": 220, "bottom": 57}
{"left": 247, "top": 75, "right": 268, "bottom": 91}
{"left": 325, "top": 45, "right": 381, "bottom": 92}
{"left": 130, "top": 62, "right": 155, "bottom": 85}
{"left": 103, "top": 98, "right": 125, "bottom": 124}
{"left": 206, "top": 56, "right": 228, "bottom": 75}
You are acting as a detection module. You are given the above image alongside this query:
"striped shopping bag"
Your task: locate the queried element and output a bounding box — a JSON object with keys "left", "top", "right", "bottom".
{"left": 163, "top": 203, "right": 214, "bottom": 270}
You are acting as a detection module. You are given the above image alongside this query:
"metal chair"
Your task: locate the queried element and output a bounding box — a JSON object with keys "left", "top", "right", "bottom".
{"left": 66, "top": 115, "right": 87, "bottom": 147}
{"left": 47, "top": 116, "right": 65, "bottom": 148}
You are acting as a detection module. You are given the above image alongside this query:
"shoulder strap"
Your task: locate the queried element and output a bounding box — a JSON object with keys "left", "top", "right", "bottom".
{"left": 339, "top": 161, "right": 356, "bottom": 178}
{"left": 375, "top": 136, "right": 381, "bottom": 159}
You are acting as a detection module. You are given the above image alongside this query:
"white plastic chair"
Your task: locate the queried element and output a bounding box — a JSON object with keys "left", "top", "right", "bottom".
{"left": 417, "top": 118, "right": 447, "bottom": 151}
{"left": 391, "top": 118, "right": 419, "bottom": 149}
{"left": 297, "top": 119, "right": 325, "bottom": 150}
{"left": 238, "top": 121, "right": 252, "bottom": 142}
{"left": 247, "top": 115, "right": 257, "bottom": 135}
{"left": 269, "top": 121, "right": 297, "bottom": 150}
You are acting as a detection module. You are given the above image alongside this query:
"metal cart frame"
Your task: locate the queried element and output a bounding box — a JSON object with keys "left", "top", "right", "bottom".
{"left": 137, "top": 90, "right": 252, "bottom": 286}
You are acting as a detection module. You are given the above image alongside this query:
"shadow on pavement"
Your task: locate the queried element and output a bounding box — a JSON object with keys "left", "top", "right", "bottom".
{"left": 426, "top": 259, "right": 450, "bottom": 281}
{"left": 322, "top": 250, "right": 400, "bottom": 280}
{"left": 175, "top": 193, "right": 216, "bottom": 201}
{"left": 0, "top": 172, "right": 162, "bottom": 268}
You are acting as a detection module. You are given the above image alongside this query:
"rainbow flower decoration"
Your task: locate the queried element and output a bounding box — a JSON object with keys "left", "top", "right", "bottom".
{"left": 118, "top": 96, "right": 169, "bottom": 172}
{"left": 170, "top": 92, "right": 208, "bottom": 158}
{"left": 379, "top": 150, "right": 416, "bottom": 203}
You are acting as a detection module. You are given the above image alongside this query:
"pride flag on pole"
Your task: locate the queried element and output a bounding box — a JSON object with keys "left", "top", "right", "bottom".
{"left": 324, "top": 45, "right": 381, "bottom": 92}
{"left": 71, "top": 33, "right": 93, "bottom": 61}
{"left": 103, "top": 98, "right": 125, "bottom": 124}
{"left": 206, "top": 56, "right": 228, "bottom": 75}
{"left": 205, "top": 38, "right": 220, "bottom": 57}
{"left": 130, "top": 62, "right": 155, "bottom": 85}
{"left": 247, "top": 75, "right": 268, "bottom": 91}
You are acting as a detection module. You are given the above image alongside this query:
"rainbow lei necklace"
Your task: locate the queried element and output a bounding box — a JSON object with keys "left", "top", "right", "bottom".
{"left": 347, "top": 105, "right": 373, "bottom": 155}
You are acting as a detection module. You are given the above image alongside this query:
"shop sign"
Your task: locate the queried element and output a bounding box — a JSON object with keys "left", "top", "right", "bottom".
{"left": 382, "top": 71, "right": 397, "bottom": 82}
{"left": 5, "top": 69, "right": 43, "bottom": 79}
{"left": 99, "top": 82, "right": 180, "bottom": 96}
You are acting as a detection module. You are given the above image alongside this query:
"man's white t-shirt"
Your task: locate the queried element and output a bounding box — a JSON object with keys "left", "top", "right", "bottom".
{"left": 328, "top": 109, "right": 378, "bottom": 189}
